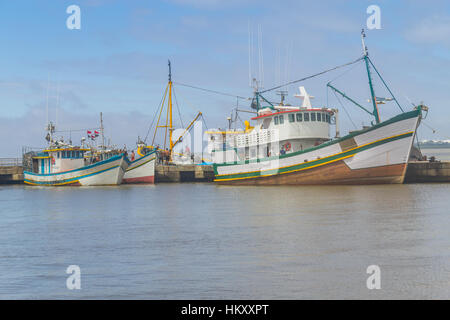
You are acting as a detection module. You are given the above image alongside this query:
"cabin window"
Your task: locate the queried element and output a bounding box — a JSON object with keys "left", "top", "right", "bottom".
{"left": 274, "top": 116, "right": 279, "bottom": 125}
{"left": 296, "top": 113, "right": 302, "bottom": 122}
{"left": 262, "top": 118, "right": 271, "bottom": 129}
{"left": 76, "top": 151, "right": 80, "bottom": 158}
{"left": 62, "top": 151, "right": 66, "bottom": 158}
{"left": 311, "top": 113, "right": 316, "bottom": 121}
{"left": 57, "top": 152, "right": 60, "bottom": 159}
{"left": 279, "top": 115, "right": 284, "bottom": 124}
{"left": 326, "top": 114, "right": 330, "bottom": 123}
{"left": 288, "top": 113, "right": 295, "bottom": 123}
{"left": 317, "top": 113, "right": 322, "bottom": 122}
{"left": 304, "top": 113, "right": 310, "bottom": 121}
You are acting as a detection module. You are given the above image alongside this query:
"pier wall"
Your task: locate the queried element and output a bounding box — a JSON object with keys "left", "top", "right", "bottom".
{"left": 155, "top": 164, "right": 214, "bottom": 182}
{"left": 1, "top": 160, "right": 449, "bottom": 184}
{"left": 0, "top": 166, "right": 24, "bottom": 184}
{"left": 405, "top": 161, "right": 450, "bottom": 183}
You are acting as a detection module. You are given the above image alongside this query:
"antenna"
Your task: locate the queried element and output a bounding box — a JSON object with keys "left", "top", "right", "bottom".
{"left": 258, "top": 24, "right": 264, "bottom": 89}
{"left": 168, "top": 60, "right": 172, "bottom": 82}
{"left": 361, "top": 28, "right": 368, "bottom": 56}
{"left": 248, "top": 21, "right": 252, "bottom": 87}
{"left": 100, "top": 112, "right": 105, "bottom": 151}
{"left": 46, "top": 74, "right": 49, "bottom": 126}
{"left": 56, "top": 80, "right": 60, "bottom": 128}
{"left": 276, "top": 90, "right": 288, "bottom": 105}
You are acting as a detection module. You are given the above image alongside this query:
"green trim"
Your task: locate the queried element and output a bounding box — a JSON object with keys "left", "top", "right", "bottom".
{"left": 215, "top": 108, "right": 420, "bottom": 169}
{"left": 364, "top": 55, "right": 380, "bottom": 124}
{"left": 327, "top": 83, "right": 373, "bottom": 115}
{"left": 125, "top": 157, "right": 155, "bottom": 172}
{"left": 24, "top": 165, "right": 120, "bottom": 185}
{"left": 214, "top": 131, "right": 413, "bottom": 181}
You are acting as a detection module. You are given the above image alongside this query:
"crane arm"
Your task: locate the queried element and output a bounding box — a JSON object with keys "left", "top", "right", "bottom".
{"left": 171, "top": 112, "right": 202, "bottom": 149}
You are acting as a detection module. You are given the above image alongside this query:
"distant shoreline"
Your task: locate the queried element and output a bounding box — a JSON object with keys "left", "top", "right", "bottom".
{"left": 416, "top": 144, "right": 450, "bottom": 149}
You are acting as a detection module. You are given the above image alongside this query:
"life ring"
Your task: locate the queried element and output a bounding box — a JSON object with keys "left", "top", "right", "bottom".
{"left": 51, "top": 157, "right": 55, "bottom": 165}
{"left": 284, "top": 142, "right": 291, "bottom": 152}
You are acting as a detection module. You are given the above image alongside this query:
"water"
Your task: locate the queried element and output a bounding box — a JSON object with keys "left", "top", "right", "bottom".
{"left": 0, "top": 183, "right": 449, "bottom": 299}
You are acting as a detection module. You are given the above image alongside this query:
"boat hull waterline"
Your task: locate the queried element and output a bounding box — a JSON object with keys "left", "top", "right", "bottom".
{"left": 213, "top": 109, "right": 421, "bottom": 185}
{"left": 24, "top": 154, "right": 128, "bottom": 186}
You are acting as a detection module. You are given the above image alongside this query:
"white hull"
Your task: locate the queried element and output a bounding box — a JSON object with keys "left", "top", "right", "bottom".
{"left": 24, "top": 155, "right": 127, "bottom": 186}
{"left": 122, "top": 151, "right": 156, "bottom": 184}
{"left": 213, "top": 109, "right": 421, "bottom": 184}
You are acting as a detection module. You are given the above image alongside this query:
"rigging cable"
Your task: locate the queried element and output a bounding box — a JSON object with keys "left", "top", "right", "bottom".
{"left": 259, "top": 56, "right": 364, "bottom": 94}
{"left": 171, "top": 86, "right": 185, "bottom": 128}
{"left": 174, "top": 82, "right": 250, "bottom": 101}
{"left": 332, "top": 90, "right": 358, "bottom": 130}
{"left": 143, "top": 85, "right": 168, "bottom": 144}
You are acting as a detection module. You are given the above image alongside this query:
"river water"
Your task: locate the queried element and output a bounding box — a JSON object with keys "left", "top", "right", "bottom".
{"left": 0, "top": 182, "right": 449, "bottom": 299}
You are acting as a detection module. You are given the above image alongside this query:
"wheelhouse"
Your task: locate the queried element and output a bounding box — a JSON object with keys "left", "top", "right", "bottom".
{"left": 32, "top": 148, "right": 89, "bottom": 174}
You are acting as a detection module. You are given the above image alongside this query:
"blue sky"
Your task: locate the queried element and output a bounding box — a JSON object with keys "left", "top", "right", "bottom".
{"left": 1, "top": 0, "right": 449, "bottom": 156}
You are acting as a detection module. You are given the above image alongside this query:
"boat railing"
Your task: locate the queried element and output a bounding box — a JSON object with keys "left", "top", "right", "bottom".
{"left": 0, "top": 158, "right": 23, "bottom": 167}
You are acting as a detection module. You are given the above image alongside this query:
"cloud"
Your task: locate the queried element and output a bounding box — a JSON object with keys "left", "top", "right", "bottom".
{"left": 0, "top": 104, "right": 154, "bottom": 157}
{"left": 406, "top": 15, "right": 450, "bottom": 46}
{"left": 166, "top": 0, "right": 255, "bottom": 9}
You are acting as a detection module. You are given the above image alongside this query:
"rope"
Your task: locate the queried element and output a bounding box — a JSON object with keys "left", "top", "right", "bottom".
{"left": 332, "top": 90, "right": 357, "bottom": 130}
{"left": 144, "top": 85, "right": 167, "bottom": 144}
{"left": 201, "top": 114, "right": 209, "bottom": 130}
{"left": 174, "top": 82, "right": 250, "bottom": 100}
{"left": 367, "top": 57, "right": 404, "bottom": 113}
{"left": 259, "top": 56, "right": 364, "bottom": 94}
{"left": 172, "top": 86, "right": 185, "bottom": 128}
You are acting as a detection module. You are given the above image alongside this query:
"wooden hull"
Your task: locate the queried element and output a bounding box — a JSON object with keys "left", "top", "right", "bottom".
{"left": 213, "top": 109, "right": 421, "bottom": 185}
{"left": 217, "top": 161, "right": 406, "bottom": 185}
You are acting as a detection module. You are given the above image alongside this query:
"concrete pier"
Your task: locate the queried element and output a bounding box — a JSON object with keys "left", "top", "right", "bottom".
{"left": 155, "top": 164, "right": 214, "bottom": 183}
{"left": 405, "top": 161, "right": 450, "bottom": 183}
{"left": 0, "top": 158, "right": 23, "bottom": 184}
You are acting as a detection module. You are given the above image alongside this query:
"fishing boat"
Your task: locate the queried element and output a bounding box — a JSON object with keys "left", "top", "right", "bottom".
{"left": 122, "top": 142, "right": 157, "bottom": 184}
{"left": 209, "top": 30, "right": 427, "bottom": 185}
{"left": 130, "top": 60, "right": 205, "bottom": 170}
{"left": 24, "top": 119, "right": 128, "bottom": 186}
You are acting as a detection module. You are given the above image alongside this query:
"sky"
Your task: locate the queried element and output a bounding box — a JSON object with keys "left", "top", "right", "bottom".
{"left": 0, "top": 0, "right": 449, "bottom": 156}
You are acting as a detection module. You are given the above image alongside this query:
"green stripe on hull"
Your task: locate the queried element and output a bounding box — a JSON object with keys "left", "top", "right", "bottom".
{"left": 24, "top": 165, "right": 120, "bottom": 185}
{"left": 214, "top": 108, "right": 420, "bottom": 171}
{"left": 214, "top": 131, "right": 413, "bottom": 181}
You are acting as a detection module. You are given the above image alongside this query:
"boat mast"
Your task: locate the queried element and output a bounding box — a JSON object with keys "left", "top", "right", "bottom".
{"left": 168, "top": 60, "right": 174, "bottom": 159}
{"left": 361, "top": 29, "right": 380, "bottom": 124}
{"left": 100, "top": 112, "right": 105, "bottom": 151}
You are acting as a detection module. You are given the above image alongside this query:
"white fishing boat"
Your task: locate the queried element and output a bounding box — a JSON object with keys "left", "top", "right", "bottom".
{"left": 208, "top": 30, "right": 427, "bottom": 185}
{"left": 24, "top": 119, "right": 128, "bottom": 186}
{"left": 122, "top": 144, "right": 157, "bottom": 184}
